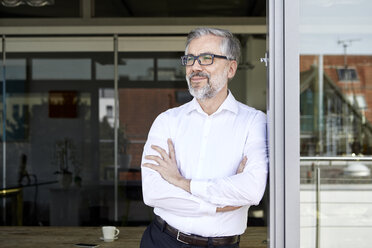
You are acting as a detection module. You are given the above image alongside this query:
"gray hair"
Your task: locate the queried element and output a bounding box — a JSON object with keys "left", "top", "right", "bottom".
{"left": 185, "top": 27, "right": 241, "bottom": 64}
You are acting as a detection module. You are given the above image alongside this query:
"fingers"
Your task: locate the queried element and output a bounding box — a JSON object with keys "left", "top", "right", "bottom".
{"left": 167, "top": 138, "right": 176, "bottom": 161}
{"left": 150, "top": 145, "right": 170, "bottom": 162}
{"left": 144, "top": 139, "right": 174, "bottom": 166}
{"left": 242, "top": 156, "right": 247, "bottom": 165}
{"left": 142, "top": 163, "right": 160, "bottom": 172}
{"left": 236, "top": 156, "right": 247, "bottom": 174}
{"left": 216, "top": 206, "right": 241, "bottom": 212}
{"left": 145, "top": 155, "right": 164, "bottom": 165}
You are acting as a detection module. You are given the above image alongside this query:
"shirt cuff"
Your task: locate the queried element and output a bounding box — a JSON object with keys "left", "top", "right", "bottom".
{"left": 198, "top": 201, "right": 216, "bottom": 215}
{"left": 191, "top": 179, "right": 211, "bottom": 198}
{"left": 191, "top": 180, "right": 216, "bottom": 214}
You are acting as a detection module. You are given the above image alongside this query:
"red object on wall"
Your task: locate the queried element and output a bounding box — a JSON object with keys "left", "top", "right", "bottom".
{"left": 49, "top": 91, "right": 78, "bottom": 118}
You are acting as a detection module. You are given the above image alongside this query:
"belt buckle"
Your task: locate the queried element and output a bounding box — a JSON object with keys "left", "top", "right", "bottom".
{"left": 176, "top": 231, "right": 189, "bottom": 244}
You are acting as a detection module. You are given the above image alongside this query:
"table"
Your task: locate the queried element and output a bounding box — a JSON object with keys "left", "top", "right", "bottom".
{"left": 0, "top": 226, "right": 267, "bottom": 248}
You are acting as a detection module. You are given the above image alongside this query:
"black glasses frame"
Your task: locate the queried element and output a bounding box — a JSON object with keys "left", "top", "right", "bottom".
{"left": 180, "top": 53, "right": 231, "bottom": 66}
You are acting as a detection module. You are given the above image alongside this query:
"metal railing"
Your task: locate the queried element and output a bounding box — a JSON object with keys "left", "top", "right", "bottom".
{"left": 300, "top": 156, "right": 372, "bottom": 162}
{"left": 300, "top": 156, "right": 372, "bottom": 248}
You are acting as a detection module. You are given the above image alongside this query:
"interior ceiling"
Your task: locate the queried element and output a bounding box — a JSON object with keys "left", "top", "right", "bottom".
{"left": 0, "top": 0, "right": 265, "bottom": 18}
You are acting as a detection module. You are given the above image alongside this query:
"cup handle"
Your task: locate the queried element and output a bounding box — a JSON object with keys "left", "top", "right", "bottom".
{"left": 114, "top": 228, "right": 120, "bottom": 237}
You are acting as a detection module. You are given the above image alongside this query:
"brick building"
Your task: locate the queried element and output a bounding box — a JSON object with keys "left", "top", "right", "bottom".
{"left": 301, "top": 55, "right": 372, "bottom": 123}
{"left": 118, "top": 88, "right": 188, "bottom": 172}
{"left": 300, "top": 55, "right": 372, "bottom": 156}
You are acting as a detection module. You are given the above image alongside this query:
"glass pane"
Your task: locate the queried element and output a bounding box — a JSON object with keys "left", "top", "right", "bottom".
{"left": 0, "top": 59, "right": 26, "bottom": 80}
{"left": 157, "top": 58, "right": 185, "bottom": 81}
{"left": 32, "top": 59, "right": 91, "bottom": 80}
{"left": 0, "top": 49, "right": 190, "bottom": 227}
{"left": 99, "top": 88, "right": 115, "bottom": 181}
{"left": 93, "top": 0, "right": 264, "bottom": 18}
{"left": 0, "top": 91, "right": 93, "bottom": 225}
{"left": 117, "top": 88, "right": 186, "bottom": 225}
{"left": 0, "top": 52, "right": 99, "bottom": 226}
{"left": 96, "top": 58, "right": 154, "bottom": 81}
{"left": 300, "top": 1, "right": 372, "bottom": 247}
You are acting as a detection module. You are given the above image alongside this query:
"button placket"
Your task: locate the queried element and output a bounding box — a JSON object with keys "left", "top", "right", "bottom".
{"left": 197, "top": 117, "right": 212, "bottom": 176}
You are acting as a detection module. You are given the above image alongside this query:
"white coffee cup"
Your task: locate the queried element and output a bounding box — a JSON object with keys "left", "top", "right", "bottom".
{"left": 102, "top": 226, "right": 120, "bottom": 242}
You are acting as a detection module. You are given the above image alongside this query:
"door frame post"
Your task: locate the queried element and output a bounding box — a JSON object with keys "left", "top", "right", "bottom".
{"left": 268, "top": 0, "right": 300, "bottom": 247}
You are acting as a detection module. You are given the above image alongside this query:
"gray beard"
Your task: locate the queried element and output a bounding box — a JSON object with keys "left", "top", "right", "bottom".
{"left": 186, "top": 70, "right": 227, "bottom": 101}
{"left": 188, "top": 81, "right": 215, "bottom": 100}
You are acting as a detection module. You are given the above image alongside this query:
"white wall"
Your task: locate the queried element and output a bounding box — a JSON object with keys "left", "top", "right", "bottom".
{"left": 229, "top": 35, "right": 267, "bottom": 110}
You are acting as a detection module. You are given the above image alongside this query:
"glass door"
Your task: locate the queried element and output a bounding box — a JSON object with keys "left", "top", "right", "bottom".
{"left": 0, "top": 36, "right": 115, "bottom": 226}
{"left": 0, "top": 35, "right": 191, "bottom": 227}
{"left": 299, "top": 1, "right": 372, "bottom": 247}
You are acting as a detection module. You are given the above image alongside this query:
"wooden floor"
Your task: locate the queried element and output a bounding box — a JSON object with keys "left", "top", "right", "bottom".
{"left": 0, "top": 226, "right": 267, "bottom": 247}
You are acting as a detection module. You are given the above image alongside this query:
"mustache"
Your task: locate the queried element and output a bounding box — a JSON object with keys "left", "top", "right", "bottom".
{"left": 187, "top": 72, "right": 210, "bottom": 81}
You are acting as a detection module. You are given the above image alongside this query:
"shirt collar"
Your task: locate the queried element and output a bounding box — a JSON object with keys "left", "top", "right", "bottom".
{"left": 186, "top": 90, "right": 239, "bottom": 116}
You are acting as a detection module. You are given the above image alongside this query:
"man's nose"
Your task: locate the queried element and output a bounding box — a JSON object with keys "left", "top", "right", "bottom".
{"left": 190, "top": 59, "right": 203, "bottom": 71}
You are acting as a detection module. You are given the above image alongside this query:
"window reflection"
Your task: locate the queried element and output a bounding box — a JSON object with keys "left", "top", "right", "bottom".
{"left": 0, "top": 59, "right": 26, "bottom": 80}
{"left": 96, "top": 58, "right": 154, "bottom": 81}
{"left": 32, "top": 59, "right": 91, "bottom": 80}
{"left": 1, "top": 51, "right": 187, "bottom": 226}
{"left": 300, "top": 55, "right": 372, "bottom": 156}
{"left": 300, "top": 0, "right": 372, "bottom": 247}
{"left": 158, "top": 58, "right": 185, "bottom": 81}
{"left": 337, "top": 68, "right": 358, "bottom": 81}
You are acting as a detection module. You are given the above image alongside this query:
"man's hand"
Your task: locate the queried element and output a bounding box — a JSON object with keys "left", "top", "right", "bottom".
{"left": 236, "top": 156, "right": 247, "bottom": 174}
{"left": 216, "top": 206, "right": 241, "bottom": 212}
{"left": 142, "top": 139, "right": 191, "bottom": 193}
{"left": 143, "top": 141, "right": 248, "bottom": 212}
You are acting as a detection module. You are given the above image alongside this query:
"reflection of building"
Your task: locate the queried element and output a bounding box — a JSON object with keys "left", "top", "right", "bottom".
{"left": 301, "top": 55, "right": 372, "bottom": 122}
{"left": 146, "top": 67, "right": 185, "bottom": 81}
{"left": 99, "top": 88, "right": 115, "bottom": 127}
{"left": 300, "top": 54, "right": 372, "bottom": 248}
{"left": 117, "top": 88, "right": 191, "bottom": 169}
{"left": 300, "top": 55, "right": 372, "bottom": 156}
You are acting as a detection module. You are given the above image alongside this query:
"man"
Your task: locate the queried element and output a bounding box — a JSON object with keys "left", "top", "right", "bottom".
{"left": 140, "top": 27, "right": 268, "bottom": 248}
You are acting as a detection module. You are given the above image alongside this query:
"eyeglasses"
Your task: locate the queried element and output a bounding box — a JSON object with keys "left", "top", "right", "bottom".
{"left": 181, "top": 53, "right": 231, "bottom": 66}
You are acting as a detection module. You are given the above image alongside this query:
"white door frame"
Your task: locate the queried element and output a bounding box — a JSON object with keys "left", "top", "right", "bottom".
{"left": 268, "top": 0, "right": 300, "bottom": 247}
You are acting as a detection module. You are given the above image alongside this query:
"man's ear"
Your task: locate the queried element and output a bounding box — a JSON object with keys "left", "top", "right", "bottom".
{"left": 227, "top": 60, "right": 238, "bottom": 79}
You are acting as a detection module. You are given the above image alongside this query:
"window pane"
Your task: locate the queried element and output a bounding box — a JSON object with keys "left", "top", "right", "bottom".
{"left": 158, "top": 58, "right": 185, "bottom": 81}
{"left": 0, "top": 59, "right": 26, "bottom": 80}
{"left": 1, "top": 50, "right": 187, "bottom": 227}
{"left": 32, "top": 59, "right": 91, "bottom": 80}
{"left": 96, "top": 58, "right": 154, "bottom": 81}
{"left": 337, "top": 68, "right": 358, "bottom": 81}
{"left": 300, "top": 1, "right": 372, "bottom": 247}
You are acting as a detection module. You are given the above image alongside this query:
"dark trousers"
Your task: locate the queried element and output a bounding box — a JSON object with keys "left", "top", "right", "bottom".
{"left": 140, "top": 220, "right": 240, "bottom": 248}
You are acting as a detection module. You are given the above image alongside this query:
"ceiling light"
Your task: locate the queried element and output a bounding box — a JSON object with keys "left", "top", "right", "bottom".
{"left": 1, "top": 0, "right": 54, "bottom": 7}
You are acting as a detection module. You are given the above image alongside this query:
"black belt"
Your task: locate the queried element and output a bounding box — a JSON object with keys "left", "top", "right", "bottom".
{"left": 154, "top": 215, "right": 240, "bottom": 247}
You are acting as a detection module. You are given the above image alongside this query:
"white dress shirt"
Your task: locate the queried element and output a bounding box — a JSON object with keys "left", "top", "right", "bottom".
{"left": 141, "top": 91, "right": 268, "bottom": 237}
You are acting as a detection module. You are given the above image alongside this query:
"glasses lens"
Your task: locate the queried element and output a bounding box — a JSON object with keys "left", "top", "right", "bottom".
{"left": 181, "top": 55, "right": 195, "bottom": 66}
{"left": 186, "top": 55, "right": 195, "bottom": 65}
{"left": 199, "top": 54, "right": 213, "bottom": 65}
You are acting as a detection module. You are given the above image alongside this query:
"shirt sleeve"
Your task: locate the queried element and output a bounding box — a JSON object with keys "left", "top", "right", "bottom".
{"left": 141, "top": 112, "right": 217, "bottom": 216}
{"left": 190, "top": 111, "right": 268, "bottom": 207}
